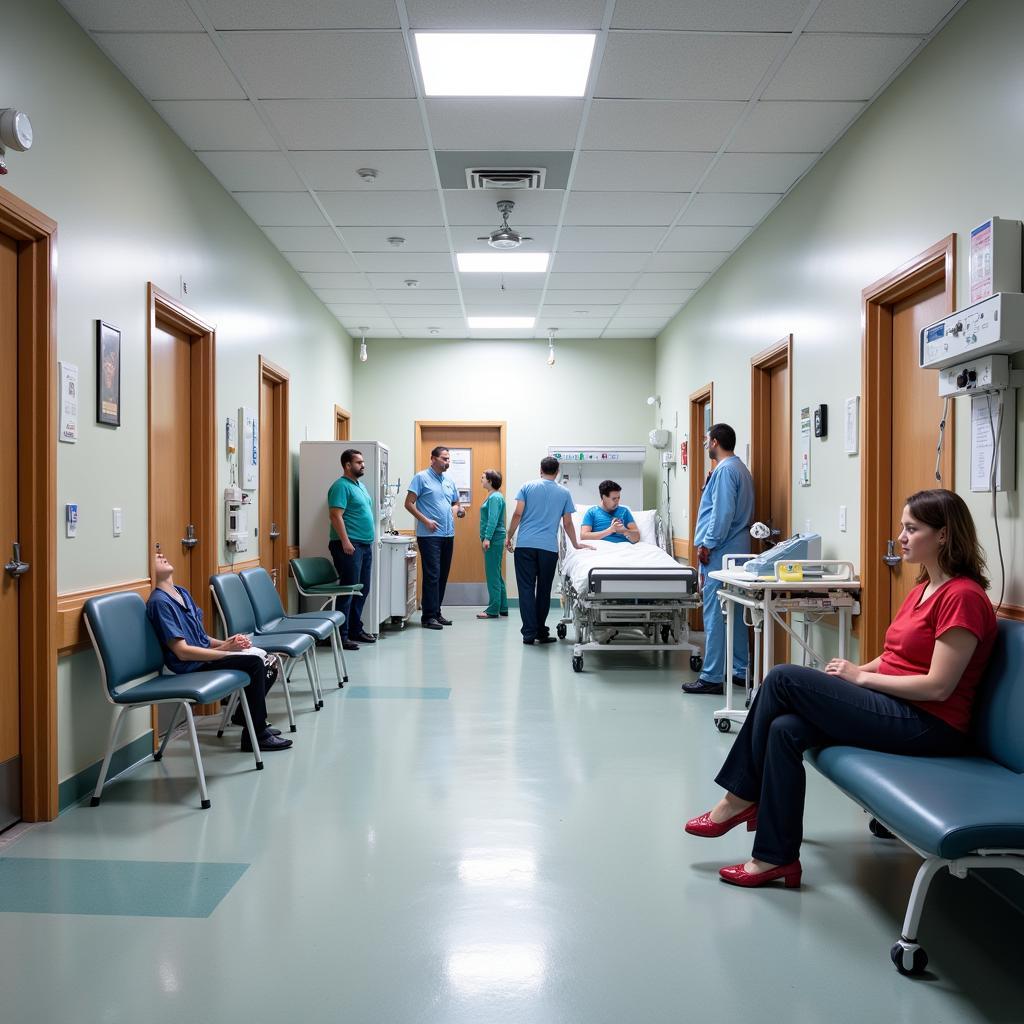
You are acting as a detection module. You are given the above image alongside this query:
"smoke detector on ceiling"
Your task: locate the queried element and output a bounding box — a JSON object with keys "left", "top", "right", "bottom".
{"left": 477, "top": 200, "right": 533, "bottom": 250}
{"left": 466, "top": 166, "right": 545, "bottom": 190}
{"left": 387, "top": 236, "right": 405, "bottom": 248}
{"left": 404, "top": 279, "right": 419, "bottom": 288}
{"left": 356, "top": 167, "right": 378, "bottom": 183}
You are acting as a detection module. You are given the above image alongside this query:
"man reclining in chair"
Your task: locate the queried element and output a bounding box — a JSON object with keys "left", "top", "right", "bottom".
{"left": 146, "top": 552, "right": 292, "bottom": 752}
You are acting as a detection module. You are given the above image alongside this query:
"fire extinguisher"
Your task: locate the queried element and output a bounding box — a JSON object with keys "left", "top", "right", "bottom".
{"left": 680, "top": 440, "right": 688, "bottom": 468}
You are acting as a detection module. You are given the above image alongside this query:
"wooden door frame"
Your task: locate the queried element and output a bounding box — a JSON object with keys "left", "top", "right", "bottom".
{"left": 860, "top": 235, "right": 956, "bottom": 658}
{"left": 687, "top": 382, "right": 714, "bottom": 558}
{"left": 0, "top": 185, "right": 58, "bottom": 821}
{"left": 259, "top": 355, "right": 290, "bottom": 600}
{"left": 750, "top": 335, "right": 793, "bottom": 533}
{"left": 334, "top": 404, "right": 351, "bottom": 441}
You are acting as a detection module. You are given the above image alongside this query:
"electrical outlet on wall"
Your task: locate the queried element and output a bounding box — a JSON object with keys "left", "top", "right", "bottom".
{"left": 839, "top": 505, "right": 847, "bottom": 533}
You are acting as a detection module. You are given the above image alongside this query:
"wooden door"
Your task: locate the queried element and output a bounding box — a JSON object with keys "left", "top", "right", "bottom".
{"left": 259, "top": 358, "right": 290, "bottom": 600}
{"left": 334, "top": 405, "right": 350, "bottom": 441}
{"left": 688, "top": 384, "right": 713, "bottom": 630}
{"left": 415, "top": 423, "right": 505, "bottom": 605}
{"left": 0, "top": 232, "right": 20, "bottom": 829}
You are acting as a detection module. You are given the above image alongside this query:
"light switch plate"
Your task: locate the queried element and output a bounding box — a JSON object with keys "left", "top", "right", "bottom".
{"left": 112, "top": 507, "right": 123, "bottom": 537}
{"left": 839, "top": 505, "right": 847, "bottom": 532}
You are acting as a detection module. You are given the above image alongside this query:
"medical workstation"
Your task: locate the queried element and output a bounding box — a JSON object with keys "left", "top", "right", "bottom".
{"left": 4, "top": 1, "right": 1024, "bottom": 1022}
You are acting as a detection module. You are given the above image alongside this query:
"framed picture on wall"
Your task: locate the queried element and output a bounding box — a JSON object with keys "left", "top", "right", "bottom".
{"left": 96, "top": 320, "right": 121, "bottom": 426}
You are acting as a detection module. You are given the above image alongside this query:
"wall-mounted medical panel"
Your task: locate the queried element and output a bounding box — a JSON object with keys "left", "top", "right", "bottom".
{"left": 920, "top": 292, "right": 1024, "bottom": 370}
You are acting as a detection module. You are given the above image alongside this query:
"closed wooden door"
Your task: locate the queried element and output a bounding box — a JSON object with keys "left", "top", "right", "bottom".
{"left": 0, "top": 232, "right": 20, "bottom": 829}
{"left": 259, "top": 361, "right": 289, "bottom": 600}
{"left": 888, "top": 280, "right": 949, "bottom": 616}
{"left": 416, "top": 424, "right": 504, "bottom": 604}
{"left": 334, "top": 405, "right": 350, "bottom": 441}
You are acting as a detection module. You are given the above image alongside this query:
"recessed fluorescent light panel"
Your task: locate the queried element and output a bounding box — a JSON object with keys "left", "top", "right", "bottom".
{"left": 457, "top": 253, "right": 550, "bottom": 273}
{"left": 415, "top": 34, "right": 596, "bottom": 97}
{"left": 467, "top": 316, "right": 536, "bottom": 329}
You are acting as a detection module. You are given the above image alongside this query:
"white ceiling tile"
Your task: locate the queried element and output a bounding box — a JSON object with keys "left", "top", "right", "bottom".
{"left": 378, "top": 305, "right": 464, "bottom": 317}
{"left": 233, "top": 191, "right": 325, "bottom": 225}
{"left": 355, "top": 253, "right": 454, "bottom": 272}
{"left": 406, "top": 0, "right": 605, "bottom": 29}
{"left": 558, "top": 226, "right": 665, "bottom": 251}
{"left": 450, "top": 225, "right": 558, "bottom": 249}
{"left": 341, "top": 226, "right": 450, "bottom": 251}
{"left": 573, "top": 151, "right": 713, "bottom": 192}
{"left": 262, "top": 100, "right": 426, "bottom": 149}
{"left": 290, "top": 151, "right": 436, "bottom": 190}
{"left": 324, "top": 304, "right": 387, "bottom": 317}
{"left": 612, "top": 0, "right": 806, "bottom": 31}
{"left": 350, "top": 328, "right": 403, "bottom": 338}
{"left": 377, "top": 289, "right": 462, "bottom": 305}
{"left": 282, "top": 251, "right": 359, "bottom": 273}
{"left": 680, "top": 193, "right": 781, "bottom": 226}
{"left": 93, "top": 33, "right": 244, "bottom": 100}
{"left": 763, "top": 34, "right": 922, "bottom": 102}
{"left": 206, "top": 0, "right": 400, "bottom": 28}
{"left": 58, "top": 0, "right": 201, "bottom": 30}
{"left": 623, "top": 289, "right": 697, "bottom": 303}
{"left": 615, "top": 303, "right": 681, "bottom": 315}
{"left": 564, "top": 191, "right": 685, "bottom": 226}
{"left": 807, "top": 0, "right": 960, "bottom": 34}
{"left": 301, "top": 272, "right": 369, "bottom": 289}
{"left": 403, "top": 328, "right": 470, "bottom": 338}
{"left": 535, "top": 329, "right": 605, "bottom": 339}
{"left": 701, "top": 152, "right": 818, "bottom": 192}
{"left": 548, "top": 273, "right": 639, "bottom": 290}
{"left": 460, "top": 275, "right": 547, "bottom": 291}
{"left": 318, "top": 191, "right": 444, "bottom": 227}
{"left": 646, "top": 251, "right": 729, "bottom": 272}
{"left": 263, "top": 225, "right": 344, "bottom": 250}
{"left": 152, "top": 100, "right": 276, "bottom": 149}
{"left": 337, "top": 316, "right": 394, "bottom": 329}
{"left": 730, "top": 100, "right": 866, "bottom": 152}
{"left": 597, "top": 32, "right": 784, "bottom": 100}
{"left": 536, "top": 318, "right": 610, "bottom": 330}
{"left": 317, "top": 289, "right": 379, "bottom": 303}
{"left": 367, "top": 273, "right": 457, "bottom": 290}
{"left": 584, "top": 100, "right": 743, "bottom": 150}
{"left": 543, "top": 289, "right": 629, "bottom": 304}
{"left": 551, "top": 253, "right": 648, "bottom": 273}
{"left": 390, "top": 317, "right": 466, "bottom": 329}
{"left": 426, "top": 99, "right": 584, "bottom": 150}
{"left": 197, "top": 151, "right": 305, "bottom": 190}
{"left": 634, "top": 272, "right": 709, "bottom": 290}
{"left": 602, "top": 329, "right": 658, "bottom": 338}
{"left": 541, "top": 304, "right": 621, "bottom": 317}
{"left": 607, "top": 316, "right": 670, "bottom": 329}
{"left": 444, "top": 191, "right": 565, "bottom": 227}
{"left": 221, "top": 31, "right": 414, "bottom": 99}
{"left": 663, "top": 225, "right": 749, "bottom": 250}
{"left": 464, "top": 298, "right": 541, "bottom": 313}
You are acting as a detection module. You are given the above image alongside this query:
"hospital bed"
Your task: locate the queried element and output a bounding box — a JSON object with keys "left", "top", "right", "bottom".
{"left": 557, "top": 509, "right": 702, "bottom": 673}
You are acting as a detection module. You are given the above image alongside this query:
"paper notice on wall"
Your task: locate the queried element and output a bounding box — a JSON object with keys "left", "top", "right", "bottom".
{"left": 971, "top": 392, "right": 1010, "bottom": 491}
{"left": 448, "top": 447, "right": 472, "bottom": 506}
{"left": 970, "top": 220, "right": 993, "bottom": 303}
{"left": 59, "top": 361, "right": 79, "bottom": 443}
{"left": 799, "top": 406, "right": 811, "bottom": 486}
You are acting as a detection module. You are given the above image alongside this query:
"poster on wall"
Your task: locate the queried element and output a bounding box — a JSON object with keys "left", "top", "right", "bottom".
{"left": 96, "top": 321, "right": 121, "bottom": 426}
{"left": 59, "top": 361, "right": 79, "bottom": 443}
{"left": 240, "top": 406, "right": 258, "bottom": 490}
{"left": 448, "top": 447, "right": 472, "bottom": 506}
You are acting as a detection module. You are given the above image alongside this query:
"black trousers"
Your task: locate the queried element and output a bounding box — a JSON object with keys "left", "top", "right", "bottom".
{"left": 715, "top": 664, "right": 967, "bottom": 865}
{"left": 329, "top": 539, "right": 373, "bottom": 637}
{"left": 417, "top": 535, "right": 454, "bottom": 622}
{"left": 514, "top": 547, "right": 559, "bottom": 641}
{"left": 218, "top": 654, "right": 273, "bottom": 733}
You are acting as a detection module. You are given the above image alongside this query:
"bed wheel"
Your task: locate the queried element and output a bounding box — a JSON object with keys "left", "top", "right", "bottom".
{"left": 891, "top": 941, "right": 928, "bottom": 976}
{"left": 715, "top": 718, "right": 731, "bottom": 733}
{"left": 557, "top": 623, "right": 567, "bottom": 639}
{"left": 869, "top": 817, "right": 895, "bottom": 840}
{"left": 690, "top": 654, "right": 703, "bottom": 672}
{"left": 572, "top": 655, "right": 583, "bottom": 673}
{"left": 661, "top": 625, "right": 671, "bottom": 643}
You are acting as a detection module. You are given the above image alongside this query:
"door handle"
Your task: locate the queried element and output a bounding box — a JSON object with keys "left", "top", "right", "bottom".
{"left": 181, "top": 524, "right": 198, "bottom": 549}
{"left": 269, "top": 522, "right": 280, "bottom": 540}
{"left": 4, "top": 542, "right": 30, "bottom": 578}
{"left": 883, "top": 539, "right": 902, "bottom": 568}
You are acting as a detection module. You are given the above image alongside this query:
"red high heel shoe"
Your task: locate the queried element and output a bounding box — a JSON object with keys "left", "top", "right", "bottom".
{"left": 684, "top": 803, "right": 758, "bottom": 838}
{"left": 719, "top": 860, "right": 802, "bottom": 889}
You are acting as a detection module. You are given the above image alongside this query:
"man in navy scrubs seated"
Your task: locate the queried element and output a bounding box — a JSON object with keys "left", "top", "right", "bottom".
{"left": 146, "top": 551, "right": 292, "bottom": 752}
{"left": 580, "top": 479, "right": 640, "bottom": 544}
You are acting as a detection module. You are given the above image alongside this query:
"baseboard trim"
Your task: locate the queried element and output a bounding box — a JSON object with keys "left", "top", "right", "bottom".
{"left": 58, "top": 731, "right": 155, "bottom": 812}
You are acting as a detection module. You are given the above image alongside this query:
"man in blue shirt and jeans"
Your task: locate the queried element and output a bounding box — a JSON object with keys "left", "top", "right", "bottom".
{"left": 506, "top": 456, "right": 593, "bottom": 645}
{"left": 405, "top": 446, "right": 463, "bottom": 630}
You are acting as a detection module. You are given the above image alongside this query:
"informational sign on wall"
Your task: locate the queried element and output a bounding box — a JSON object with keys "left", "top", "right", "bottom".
{"left": 59, "top": 361, "right": 79, "bottom": 443}
{"left": 240, "top": 406, "right": 258, "bottom": 490}
{"left": 448, "top": 447, "right": 472, "bottom": 506}
{"left": 799, "top": 406, "right": 812, "bottom": 486}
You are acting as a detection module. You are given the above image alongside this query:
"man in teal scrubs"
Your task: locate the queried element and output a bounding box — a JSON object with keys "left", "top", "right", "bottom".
{"left": 328, "top": 449, "right": 376, "bottom": 650}
{"left": 581, "top": 480, "right": 640, "bottom": 544}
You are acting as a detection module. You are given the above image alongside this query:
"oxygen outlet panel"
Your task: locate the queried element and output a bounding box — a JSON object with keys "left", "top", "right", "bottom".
{"left": 920, "top": 292, "right": 1024, "bottom": 370}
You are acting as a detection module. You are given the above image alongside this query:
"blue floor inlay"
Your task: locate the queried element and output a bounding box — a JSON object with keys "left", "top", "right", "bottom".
{"left": 0, "top": 858, "right": 249, "bottom": 917}
{"left": 345, "top": 686, "right": 451, "bottom": 700}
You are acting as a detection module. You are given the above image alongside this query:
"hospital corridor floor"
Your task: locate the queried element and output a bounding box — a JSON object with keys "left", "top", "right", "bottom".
{"left": 1, "top": 608, "right": 1021, "bottom": 1023}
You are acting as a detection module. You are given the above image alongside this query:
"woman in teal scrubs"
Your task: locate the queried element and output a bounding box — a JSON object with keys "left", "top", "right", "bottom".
{"left": 478, "top": 470, "right": 509, "bottom": 619}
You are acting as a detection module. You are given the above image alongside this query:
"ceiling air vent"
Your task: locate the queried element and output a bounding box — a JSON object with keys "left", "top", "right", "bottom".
{"left": 466, "top": 167, "right": 546, "bottom": 190}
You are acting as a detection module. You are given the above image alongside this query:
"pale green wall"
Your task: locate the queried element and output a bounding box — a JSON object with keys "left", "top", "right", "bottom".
{"left": 655, "top": 0, "right": 1024, "bottom": 615}
{"left": 352, "top": 336, "right": 659, "bottom": 592}
{"left": 1, "top": 0, "right": 353, "bottom": 783}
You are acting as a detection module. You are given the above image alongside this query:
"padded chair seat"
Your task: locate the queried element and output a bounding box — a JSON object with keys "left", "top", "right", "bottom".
{"left": 807, "top": 746, "right": 1024, "bottom": 859}
{"left": 304, "top": 583, "right": 362, "bottom": 595}
{"left": 251, "top": 632, "right": 314, "bottom": 657}
{"left": 259, "top": 614, "right": 338, "bottom": 640}
{"left": 114, "top": 669, "right": 249, "bottom": 706}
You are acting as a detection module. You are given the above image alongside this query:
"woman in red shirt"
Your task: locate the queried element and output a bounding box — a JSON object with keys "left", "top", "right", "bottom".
{"left": 684, "top": 488, "right": 997, "bottom": 889}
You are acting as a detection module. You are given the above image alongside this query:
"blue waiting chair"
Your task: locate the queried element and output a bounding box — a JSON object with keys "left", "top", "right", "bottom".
{"left": 83, "top": 591, "right": 264, "bottom": 809}
{"left": 239, "top": 567, "right": 350, "bottom": 687}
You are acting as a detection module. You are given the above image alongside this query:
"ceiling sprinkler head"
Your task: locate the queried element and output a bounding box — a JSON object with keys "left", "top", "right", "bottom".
{"left": 387, "top": 236, "right": 405, "bottom": 248}
{"left": 404, "top": 279, "right": 419, "bottom": 288}
{"left": 428, "top": 327, "right": 440, "bottom": 336}
{"left": 356, "top": 167, "right": 378, "bottom": 182}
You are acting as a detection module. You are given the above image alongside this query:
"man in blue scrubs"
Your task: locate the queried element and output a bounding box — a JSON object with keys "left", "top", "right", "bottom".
{"left": 506, "top": 456, "right": 593, "bottom": 645}
{"left": 580, "top": 480, "right": 640, "bottom": 544}
{"left": 405, "top": 446, "right": 463, "bottom": 630}
{"left": 683, "top": 423, "right": 755, "bottom": 695}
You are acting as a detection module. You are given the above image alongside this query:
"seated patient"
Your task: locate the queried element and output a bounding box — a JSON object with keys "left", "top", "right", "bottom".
{"left": 580, "top": 479, "right": 640, "bottom": 544}
{"left": 146, "top": 552, "right": 292, "bottom": 752}
{"left": 685, "top": 488, "right": 996, "bottom": 889}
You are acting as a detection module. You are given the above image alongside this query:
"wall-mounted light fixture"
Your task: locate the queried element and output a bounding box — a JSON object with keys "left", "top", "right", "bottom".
{"left": 359, "top": 326, "right": 369, "bottom": 363}
{"left": 646, "top": 395, "right": 661, "bottom": 408}
{"left": 547, "top": 327, "right": 557, "bottom": 367}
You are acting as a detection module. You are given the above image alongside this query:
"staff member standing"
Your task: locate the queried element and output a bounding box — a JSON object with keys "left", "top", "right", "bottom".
{"left": 405, "top": 446, "right": 462, "bottom": 631}
{"left": 683, "top": 423, "right": 755, "bottom": 695}
{"left": 477, "top": 469, "right": 508, "bottom": 620}
{"left": 328, "top": 448, "right": 376, "bottom": 650}
{"left": 506, "top": 456, "right": 592, "bottom": 645}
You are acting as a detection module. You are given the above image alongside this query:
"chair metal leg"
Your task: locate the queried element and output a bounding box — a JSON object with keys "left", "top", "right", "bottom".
{"left": 302, "top": 650, "right": 320, "bottom": 711}
{"left": 332, "top": 628, "right": 348, "bottom": 686}
{"left": 182, "top": 703, "right": 213, "bottom": 809}
{"left": 236, "top": 687, "right": 264, "bottom": 770}
{"left": 91, "top": 705, "right": 129, "bottom": 806}
{"left": 311, "top": 648, "right": 326, "bottom": 704}
{"left": 216, "top": 692, "right": 239, "bottom": 738}
{"left": 900, "top": 857, "right": 946, "bottom": 942}
{"left": 155, "top": 703, "right": 185, "bottom": 760}
{"left": 276, "top": 653, "right": 297, "bottom": 732}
